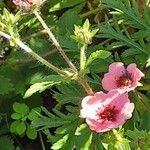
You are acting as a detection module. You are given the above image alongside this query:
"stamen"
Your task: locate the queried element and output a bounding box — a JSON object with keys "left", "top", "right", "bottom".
{"left": 116, "top": 71, "right": 132, "bottom": 87}
{"left": 97, "top": 105, "right": 119, "bottom": 122}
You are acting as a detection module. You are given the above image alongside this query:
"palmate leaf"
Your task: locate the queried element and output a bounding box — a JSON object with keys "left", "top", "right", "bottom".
{"left": 75, "top": 124, "right": 92, "bottom": 150}
{"left": 102, "top": 0, "right": 149, "bottom": 30}
{"left": 51, "top": 134, "right": 69, "bottom": 150}
{"left": 32, "top": 105, "right": 92, "bottom": 150}
{"left": 126, "top": 129, "right": 150, "bottom": 149}
{"left": 97, "top": 24, "right": 148, "bottom": 54}
{"left": 52, "top": 121, "right": 78, "bottom": 150}
{"left": 81, "top": 50, "right": 111, "bottom": 75}
{"left": 54, "top": 82, "right": 86, "bottom": 105}
{"left": 32, "top": 110, "right": 79, "bottom": 149}
{"left": 24, "top": 75, "right": 71, "bottom": 98}
{"left": 121, "top": 48, "right": 142, "bottom": 58}
{"left": 93, "top": 133, "right": 104, "bottom": 150}
{"left": 86, "top": 50, "right": 111, "bottom": 67}
{"left": 12, "top": 102, "right": 29, "bottom": 116}
{"left": 32, "top": 108, "right": 78, "bottom": 129}
{"left": 51, "top": 122, "right": 92, "bottom": 150}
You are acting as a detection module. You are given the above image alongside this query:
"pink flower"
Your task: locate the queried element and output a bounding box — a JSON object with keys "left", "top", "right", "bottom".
{"left": 13, "top": 0, "right": 21, "bottom": 6}
{"left": 102, "top": 62, "right": 144, "bottom": 93}
{"left": 13, "top": 0, "right": 33, "bottom": 5}
{"left": 80, "top": 90, "right": 134, "bottom": 132}
{"left": 13, "top": 0, "right": 42, "bottom": 12}
{"left": 27, "top": 0, "right": 34, "bottom": 4}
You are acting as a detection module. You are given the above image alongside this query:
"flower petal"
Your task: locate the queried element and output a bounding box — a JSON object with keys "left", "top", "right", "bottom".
{"left": 80, "top": 108, "right": 97, "bottom": 119}
{"left": 121, "top": 102, "right": 134, "bottom": 119}
{"left": 102, "top": 74, "right": 118, "bottom": 91}
{"left": 81, "top": 92, "right": 106, "bottom": 108}
{"left": 109, "top": 92, "right": 129, "bottom": 110}
{"left": 86, "top": 118, "right": 122, "bottom": 133}
{"left": 127, "top": 64, "right": 144, "bottom": 81}
{"left": 86, "top": 118, "right": 112, "bottom": 132}
{"left": 109, "top": 62, "right": 125, "bottom": 76}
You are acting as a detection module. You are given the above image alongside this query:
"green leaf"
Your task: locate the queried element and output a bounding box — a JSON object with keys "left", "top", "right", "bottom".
{"left": 24, "top": 75, "right": 71, "bottom": 98}
{"left": 51, "top": 135, "right": 69, "bottom": 150}
{"left": 75, "top": 124, "right": 93, "bottom": 150}
{"left": 57, "top": 10, "right": 82, "bottom": 35}
{"left": 103, "top": 0, "right": 148, "bottom": 29}
{"left": 52, "top": 121, "right": 79, "bottom": 150}
{"left": 93, "top": 133, "right": 104, "bottom": 150}
{"left": 146, "top": 57, "right": 150, "bottom": 67}
{"left": 28, "top": 107, "right": 41, "bottom": 121}
{"left": 86, "top": 50, "right": 111, "bottom": 67}
{"left": 97, "top": 24, "right": 148, "bottom": 54}
{"left": 26, "top": 125, "right": 37, "bottom": 140}
{"left": 54, "top": 82, "right": 86, "bottom": 105}
{"left": 10, "top": 121, "right": 20, "bottom": 133}
{"left": 13, "top": 102, "right": 29, "bottom": 116}
{"left": 114, "top": 140, "right": 131, "bottom": 150}
{"left": 10, "top": 121, "right": 26, "bottom": 135}
{"left": 102, "top": 129, "right": 131, "bottom": 150}
{"left": 122, "top": 48, "right": 141, "bottom": 58}
{"left": 16, "top": 122, "right": 26, "bottom": 135}
{"left": 126, "top": 129, "right": 150, "bottom": 149}
{"left": 32, "top": 114, "right": 76, "bottom": 129}
{"left": 24, "top": 81, "right": 55, "bottom": 99}
{"left": 56, "top": 11, "right": 82, "bottom": 49}
{"left": 11, "top": 113, "right": 22, "bottom": 120}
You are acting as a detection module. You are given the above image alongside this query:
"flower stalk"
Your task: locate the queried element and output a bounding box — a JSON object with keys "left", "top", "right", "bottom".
{"left": 33, "top": 11, "right": 78, "bottom": 73}
{"left": 80, "top": 44, "right": 87, "bottom": 71}
{"left": 77, "top": 76, "right": 94, "bottom": 96}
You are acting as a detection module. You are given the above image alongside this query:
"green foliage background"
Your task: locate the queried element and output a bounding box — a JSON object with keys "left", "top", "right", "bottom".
{"left": 0, "top": 0, "right": 150, "bottom": 149}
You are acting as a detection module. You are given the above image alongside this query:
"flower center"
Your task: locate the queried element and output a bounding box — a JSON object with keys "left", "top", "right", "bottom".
{"left": 116, "top": 72, "right": 132, "bottom": 87}
{"left": 98, "top": 106, "right": 118, "bottom": 122}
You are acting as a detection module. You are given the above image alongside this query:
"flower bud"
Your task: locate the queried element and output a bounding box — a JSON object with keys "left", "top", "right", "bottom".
{"left": 72, "top": 19, "right": 98, "bottom": 45}
{"left": 13, "top": 0, "right": 43, "bottom": 13}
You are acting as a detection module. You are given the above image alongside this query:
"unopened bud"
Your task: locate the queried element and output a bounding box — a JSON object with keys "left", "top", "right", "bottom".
{"left": 13, "top": 0, "right": 43, "bottom": 13}
{"left": 72, "top": 19, "right": 98, "bottom": 45}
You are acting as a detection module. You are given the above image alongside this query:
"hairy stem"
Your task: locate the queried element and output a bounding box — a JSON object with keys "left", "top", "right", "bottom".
{"left": 34, "top": 11, "right": 78, "bottom": 72}
{"left": 15, "top": 49, "right": 57, "bottom": 65}
{"left": 0, "top": 31, "right": 68, "bottom": 76}
{"left": 80, "top": 44, "right": 87, "bottom": 71}
{"left": 16, "top": 39, "right": 68, "bottom": 76}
